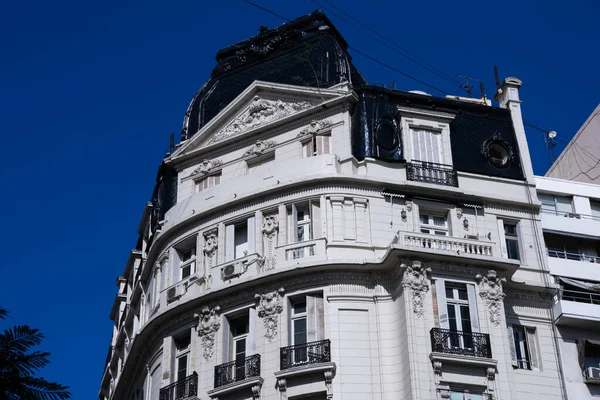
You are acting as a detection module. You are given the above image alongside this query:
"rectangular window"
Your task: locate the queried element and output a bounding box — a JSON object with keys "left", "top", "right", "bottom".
{"left": 195, "top": 173, "right": 221, "bottom": 193}
{"left": 410, "top": 128, "right": 443, "bottom": 164}
{"left": 538, "top": 193, "right": 573, "bottom": 216}
{"left": 449, "top": 389, "right": 486, "bottom": 400}
{"left": 591, "top": 201, "right": 600, "bottom": 219}
{"left": 225, "top": 217, "right": 255, "bottom": 262}
{"left": 177, "top": 243, "right": 197, "bottom": 281}
{"left": 508, "top": 324, "right": 539, "bottom": 370}
{"left": 174, "top": 334, "right": 191, "bottom": 381}
{"left": 229, "top": 314, "right": 249, "bottom": 380}
{"left": 302, "top": 133, "right": 331, "bottom": 158}
{"left": 288, "top": 201, "right": 321, "bottom": 244}
{"left": 504, "top": 223, "right": 520, "bottom": 261}
{"left": 292, "top": 300, "right": 308, "bottom": 364}
{"left": 419, "top": 213, "right": 448, "bottom": 236}
{"left": 445, "top": 283, "right": 472, "bottom": 348}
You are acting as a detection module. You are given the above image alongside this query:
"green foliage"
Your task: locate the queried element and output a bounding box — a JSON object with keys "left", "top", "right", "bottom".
{"left": 0, "top": 308, "right": 71, "bottom": 400}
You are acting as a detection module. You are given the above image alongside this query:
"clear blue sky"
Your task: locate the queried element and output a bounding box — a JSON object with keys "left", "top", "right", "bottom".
{"left": 0, "top": 0, "right": 598, "bottom": 398}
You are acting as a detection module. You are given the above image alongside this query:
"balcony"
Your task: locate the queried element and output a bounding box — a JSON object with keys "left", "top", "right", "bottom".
{"left": 280, "top": 339, "right": 331, "bottom": 370}
{"left": 214, "top": 354, "right": 261, "bottom": 388}
{"left": 276, "top": 238, "right": 327, "bottom": 265}
{"left": 159, "top": 372, "right": 198, "bottom": 400}
{"left": 554, "top": 288, "right": 600, "bottom": 328}
{"left": 430, "top": 328, "right": 492, "bottom": 358}
{"left": 406, "top": 160, "right": 458, "bottom": 187}
{"left": 548, "top": 248, "right": 600, "bottom": 263}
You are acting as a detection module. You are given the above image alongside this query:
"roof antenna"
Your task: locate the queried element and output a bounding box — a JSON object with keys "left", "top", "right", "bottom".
{"left": 494, "top": 65, "right": 500, "bottom": 90}
{"left": 169, "top": 133, "right": 175, "bottom": 154}
{"left": 458, "top": 75, "right": 478, "bottom": 98}
{"left": 544, "top": 130, "right": 558, "bottom": 162}
{"left": 480, "top": 82, "right": 487, "bottom": 102}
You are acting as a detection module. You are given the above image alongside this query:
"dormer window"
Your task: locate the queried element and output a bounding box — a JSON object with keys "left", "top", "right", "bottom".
{"left": 195, "top": 173, "right": 221, "bottom": 193}
{"left": 410, "top": 128, "right": 443, "bottom": 165}
{"left": 302, "top": 132, "right": 331, "bottom": 158}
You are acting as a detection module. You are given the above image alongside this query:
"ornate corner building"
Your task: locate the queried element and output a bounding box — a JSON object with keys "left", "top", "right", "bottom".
{"left": 99, "top": 11, "right": 566, "bottom": 400}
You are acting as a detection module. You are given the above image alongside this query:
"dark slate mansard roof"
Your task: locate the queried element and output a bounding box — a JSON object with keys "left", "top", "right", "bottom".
{"left": 148, "top": 10, "right": 524, "bottom": 238}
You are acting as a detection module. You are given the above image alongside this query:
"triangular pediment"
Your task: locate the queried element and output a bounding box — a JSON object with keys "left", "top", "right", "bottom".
{"left": 171, "top": 81, "right": 349, "bottom": 161}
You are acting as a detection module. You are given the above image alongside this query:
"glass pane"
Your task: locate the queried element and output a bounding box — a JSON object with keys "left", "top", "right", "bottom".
{"left": 235, "top": 338, "right": 246, "bottom": 357}
{"left": 434, "top": 230, "right": 447, "bottom": 236}
{"left": 446, "top": 287, "right": 454, "bottom": 299}
{"left": 447, "top": 305, "right": 457, "bottom": 331}
{"left": 293, "top": 301, "right": 306, "bottom": 314}
{"left": 293, "top": 318, "right": 307, "bottom": 345}
{"left": 591, "top": 201, "right": 600, "bottom": 218}
{"left": 181, "top": 264, "right": 191, "bottom": 279}
{"left": 457, "top": 287, "right": 468, "bottom": 300}
{"left": 556, "top": 196, "right": 573, "bottom": 213}
{"left": 460, "top": 305, "right": 472, "bottom": 334}
{"left": 176, "top": 336, "right": 190, "bottom": 351}
{"left": 421, "top": 228, "right": 431, "bottom": 234}
{"left": 177, "top": 355, "right": 187, "bottom": 379}
{"left": 433, "top": 216, "right": 445, "bottom": 226}
{"left": 419, "top": 214, "right": 428, "bottom": 224}
{"left": 504, "top": 224, "right": 517, "bottom": 235}
{"left": 507, "top": 239, "right": 520, "bottom": 260}
{"left": 450, "top": 392, "right": 464, "bottom": 400}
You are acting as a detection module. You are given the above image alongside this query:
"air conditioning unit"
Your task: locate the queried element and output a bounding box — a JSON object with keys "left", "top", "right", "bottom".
{"left": 584, "top": 367, "right": 600, "bottom": 383}
{"left": 166, "top": 283, "right": 186, "bottom": 302}
{"left": 221, "top": 261, "right": 246, "bottom": 280}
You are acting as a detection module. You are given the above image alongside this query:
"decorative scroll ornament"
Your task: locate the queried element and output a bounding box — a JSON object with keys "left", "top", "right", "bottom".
{"left": 402, "top": 260, "right": 431, "bottom": 317}
{"left": 209, "top": 96, "right": 312, "bottom": 144}
{"left": 260, "top": 216, "right": 279, "bottom": 271}
{"left": 298, "top": 119, "right": 333, "bottom": 136}
{"left": 476, "top": 270, "right": 506, "bottom": 326}
{"left": 195, "top": 306, "right": 221, "bottom": 360}
{"left": 190, "top": 159, "right": 223, "bottom": 177}
{"left": 255, "top": 288, "right": 285, "bottom": 341}
{"left": 244, "top": 140, "right": 277, "bottom": 157}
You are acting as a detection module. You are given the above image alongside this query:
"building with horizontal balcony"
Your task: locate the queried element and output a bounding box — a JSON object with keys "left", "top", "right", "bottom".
{"left": 537, "top": 176, "right": 600, "bottom": 398}
{"left": 99, "top": 10, "right": 565, "bottom": 400}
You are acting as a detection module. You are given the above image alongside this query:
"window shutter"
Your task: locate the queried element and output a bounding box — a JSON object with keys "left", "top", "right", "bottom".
{"left": 311, "top": 201, "right": 321, "bottom": 239}
{"left": 411, "top": 129, "right": 421, "bottom": 161}
{"left": 225, "top": 224, "right": 235, "bottom": 262}
{"left": 316, "top": 135, "right": 323, "bottom": 155}
{"left": 466, "top": 284, "right": 480, "bottom": 333}
{"left": 221, "top": 317, "right": 230, "bottom": 362}
{"left": 507, "top": 325, "right": 518, "bottom": 367}
{"left": 435, "top": 279, "right": 449, "bottom": 329}
{"left": 247, "top": 217, "right": 255, "bottom": 254}
{"left": 248, "top": 308, "right": 256, "bottom": 354}
{"left": 291, "top": 204, "right": 299, "bottom": 243}
{"left": 497, "top": 219, "right": 508, "bottom": 258}
{"left": 322, "top": 134, "right": 331, "bottom": 154}
{"left": 150, "top": 362, "right": 162, "bottom": 400}
{"left": 306, "top": 294, "right": 324, "bottom": 342}
{"left": 526, "top": 327, "right": 540, "bottom": 370}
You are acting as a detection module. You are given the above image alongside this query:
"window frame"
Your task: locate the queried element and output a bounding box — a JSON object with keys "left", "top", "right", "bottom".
{"left": 538, "top": 193, "right": 573, "bottom": 216}
{"left": 399, "top": 115, "right": 453, "bottom": 167}
{"left": 301, "top": 132, "right": 332, "bottom": 158}
{"left": 176, "top": 242, "right": 197, "bottom": 282}
{"left": 503, "top": 222, "right": 520, "bottom": 261}
{"left": 508, "top": 323, "right": 540, "bottom": 371}
{"left": 225, "top": 217, "right": 256, "bottom": 262}
{"left": 174, "top": 334, "right": 191, "bottom": 382}
{"left": 419, "top": 212, "right": 449, "bottom": 236}
{"left": 194, "top": 172, "right": 221, "bottom": 193}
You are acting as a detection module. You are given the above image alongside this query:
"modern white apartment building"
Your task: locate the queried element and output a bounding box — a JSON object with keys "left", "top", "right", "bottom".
{"left": 537, "top": 176, "right": 600, "bottom": 398}
{"left": 99, "top": 11, "right": 566, "bottom": 400}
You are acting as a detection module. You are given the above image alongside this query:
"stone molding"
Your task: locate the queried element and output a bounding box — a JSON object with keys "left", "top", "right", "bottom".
{"left": 401, "top": 260, "right": 431, "bottom": 317}
{"left": 244, "top": 139, "right": 277, "bottom": 157}
{"left": 190, "top": 159, "right": 223, "bottom": 177}
{"left": 476, "top": 270, "right": 506, "bottom": 326}
{"left": 255, "top": 288, "right": 285, "bottom": 341}
{"left": 209, "top": 96, "right": 312, "bottom": 144}
{"left": 194, "top": 306, "right": 221, "bottom": 360}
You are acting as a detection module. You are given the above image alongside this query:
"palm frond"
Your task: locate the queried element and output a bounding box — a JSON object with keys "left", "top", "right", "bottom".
{"left": 0, "top": 307, "right": 8, "bottom": 320}
{"left": 18, "top": 376, "right": 71, "bottom": 400}
{"left": 2, "top": 351, "right": 51, "bottom": 377}
{"left": 0, "top": 325, "right": 44, "bottom": 353}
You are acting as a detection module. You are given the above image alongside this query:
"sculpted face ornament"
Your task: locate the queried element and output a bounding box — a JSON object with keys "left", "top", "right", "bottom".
{"left": 476, "top": 270, "right": 506, "bottom": 326}
{"left": 203, "top": 233, "right": 218, "bottom": 256}
{"left": 191, "top": 159, "right": 223, "bottom": 177}
{"left": 194, "top": 306, "right": 221, "bottom": 360}
{"left": 255, "top": 288, "right": 285, "bottom": 341}
{"left": 244, "top": 140, "right": 277, "bottom": 157}
{"left": 262, "top": 216, "right": 279, "bottom": 237}
{"left": 402, "top": 260, "right": 431, "bottom": 317}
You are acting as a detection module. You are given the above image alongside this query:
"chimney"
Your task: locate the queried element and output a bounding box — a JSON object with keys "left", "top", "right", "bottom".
{"left": 494, "top": 77, "right": 535, "bottom": 182}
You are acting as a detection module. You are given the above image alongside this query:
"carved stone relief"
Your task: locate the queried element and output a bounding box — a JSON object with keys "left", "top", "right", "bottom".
{"left": 209, "top": 96, "right": 312, "bottom": 144}
{"left": 195, "top": 306, "right": 221, "bottom": 360}
{"left": 476, "top": 270, "right": 506, "bottom": 326}
{"left": 297, "top": 119, "right": 333, "bottom": 136}
{"left": 244, "top": 140, "right": 277, "bottom": 157}
{"left": 203, "top": 232, "right": 218, "bottom": 268}
{"left": 260, "top": 215, "right": 279, "bottom": 271}
{"left": 401, "top": 260, "right": 431, "bottom": 317}
{"left": 255, "top": 288, "right": 285, "bottom": 341}
{"left": 190, "top": 159, "right": 223, "bottom": 177}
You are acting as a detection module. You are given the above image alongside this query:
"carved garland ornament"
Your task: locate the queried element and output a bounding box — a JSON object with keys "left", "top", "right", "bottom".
{"left": 244, "top": 140, "right": 277, "bottom": 157}
{"left": 255, "top": 288, "right": 284, "bottom": 341}
{"left": 298, "top": 119, "right": 333, "bottom": 136}
{"left": 209, "top": 96, "right": 312, "bottom": 144}
{"left": 402, "top": 260, "right": 431, "bottom": 317}
{"left": 260, "top": 216, "right": 279, "bottom": 271}
{"left": 195, "top": 306, "right": 221, "bottom": 360}
{"left": 476, "top": 270, "right": 506, "bottom": 326}
{"left": 190, "top": 159, "right": 223, "bottom": 177}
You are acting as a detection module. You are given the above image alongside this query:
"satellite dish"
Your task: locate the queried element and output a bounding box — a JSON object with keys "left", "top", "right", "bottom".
{"left": 548, "top": 130, "right": 557, "bottom": 139}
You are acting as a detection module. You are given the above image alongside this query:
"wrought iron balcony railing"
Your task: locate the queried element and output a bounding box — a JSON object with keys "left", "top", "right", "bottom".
{"left": 430, "top": 328, "right": 492, "bottom": 358}
{"left": 214, "top": 354, "right": 261, "bottom": 389}
{"left": 406, "top": 160, "right": 458, "bottom": 187}
{"left": 280, "top": 339, "right": 331, "bottom": 370}
{"left": 159, "top": 372, "right": 198, "bottom": 400}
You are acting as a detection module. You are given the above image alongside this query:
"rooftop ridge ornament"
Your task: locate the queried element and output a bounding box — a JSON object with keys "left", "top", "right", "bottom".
{"left": 209, "top": 96, "right": 312, "bottom": 145}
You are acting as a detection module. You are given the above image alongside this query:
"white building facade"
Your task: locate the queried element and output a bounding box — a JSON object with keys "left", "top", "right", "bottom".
{"left": 99, "top": 11, "right": 566, "bottom": 400}
{"left": 537, "top": 176, "right": 600, "bottom": 398}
